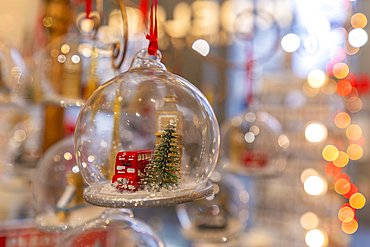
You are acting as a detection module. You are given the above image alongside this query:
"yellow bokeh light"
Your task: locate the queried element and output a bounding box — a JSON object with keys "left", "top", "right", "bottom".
{"left": 300, "top": 212, "right": 320, "bottom": 230}
{"left": 351, "top": 13, "right": 368, "bottom": 29}
{"left": 321, "top": 79, "right": 337, "bottom": 95}
{"left": 322, "top": 145, "right": 339, "bottom": 161}
{"left": 335, "top": 178, "right": 351, "bottom": 194}
{"left": 334, "top": 112, "right": 351, "bottom": 128}
{"left": 333, "top": 151, "right": 349, "bottom": 168}
{"left": 346, "top": 124, "right": 362, "bottom": 140}
{"left": 307, "top": 69, "right": 327, "bottom": 88}
{"left": 338, "top": 207, "right": 355, "bottom": 223}
{"left": 347, "top": 144, "right": 363, "bottom": 160}
{"left": 61, "top": 44, "right": 71, "bottom": 54}
{"left": 333, "top": 63, "right": 349, "bottom": 79}
{"left": 350, "top": 193, "right": 366, "bottom": 209}
{"left": 342, "top": 219, "right": 358, "bottom": 234}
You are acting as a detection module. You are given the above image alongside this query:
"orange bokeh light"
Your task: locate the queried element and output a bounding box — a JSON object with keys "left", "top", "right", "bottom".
{"left": 333, "top": 63, "right": 349, "bottom": 79}
{"left": 338, "top": 206, "right": 355, "bottom": 223}
{"left": 347, "top": 144, "right": 363, "bottom": 160}
{"left": 333, "top": 151, "right": 349, "bottom": 168}
{"left": 351, "top": 13, "right": 367, "bottom": 29}
{"left": 335, "top": 178, "right": 351, "bottom": 194}
{"left": 334, "top": 111, "right": 351, "bottom": 128}
{"left": 345, "top": 73, "right": 357, "bottom": 86}
{"left": 346, "top": 125, "right": 362, "bottom": 140}
{"left": 322, "top": 145, "right": 339, "bottom": 161}
{"left": 342, "top": 218, "right": 358, "bottom": 234}
{"left": 344, "top": 40, "right": 360, "bottom": 55}
{"left": 350, "top": 193, "right": 366, "bottom": 209}
{"left": 337, "top": 80, "right": 353, "bottom": 96}
{"left": 326, "top": 162, "right": 342, "bottom": 177}
{"left": 335, "top": 173, "right": 350, "bottom": 184}
{"left": 349, "top": 135, "right": 365, "bottom": 147}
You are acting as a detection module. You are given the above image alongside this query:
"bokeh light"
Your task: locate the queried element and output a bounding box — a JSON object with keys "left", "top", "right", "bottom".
{"left": 305, "top": 122, "right": 327, "bottom": 143}
{"left": 335, "top": 178, "right": 351, "bottom": 195}
{"left": 335, "top": 173, "right": 350, "bottom": 184}
{"left": 333, "top": 63, "right": 350, "bottom": 79}
{"left": 326, "top": 162, "right": 342, "bottom": 177}
{"left": 348, "top": 28, "right": 368, "bottom": 48}
{"left": 304, "top": 175, "right": 327, "bottom": 196}
{"left": 305, "top": 229, "right": 327, "bottom": 247}
{"left": 325, "top": 61, "right": 336, "bottom": 77}
{"left": 332, "top": 27, "right": 347, "bottom": 44}
{"left": 350, "top": 193, "right": 366, "bottom": 209}
{"left": 192, "top": 39, "right": 210, "bottom": 56}
{"left": 347, "top": 144, "right": 363, "bottom": 160}
{"left": 334, "top": 111, "right": 351, "bottom": 128}
{"left": 347, "top": 97, "right": 363, "bottom": 113}
{"left": 307, "top": 17, "right": 331, "bottom": 37}
{"left": 322, "top": 145, "right": 339, "bottom": 161}
{"left": 342, "top": 219, "right": 358, "bottom": 234}
{"left": 345, "top": 73, "right": 357, "bottom": 86}
{"left": 338, "top": 206, "right": 355, "bottom": 223}
{"left": 333, "top": 151, "right": 349, "bottom": 168}
{"left": 321, "top": 79, "right": 337, "bottom": 95}
{"left": 281, "top": 33, "right": 300, "bottom": 52}
{"left": 330, "top": 139, "right": 345, "bottom": 151}
{"left": 346, "top": 124, "right": 362, "bottom": 141}
{"left": 307, "top": 69, "right": 327, "bottom": 88}
{"left": 351, "top": 13, "right": 368, "bottom": 29}
{"left": 301, "top": 168, "right": 318, "bottom": 184}
{"left": 344, "top": 40, "right": 360, "bottom": 55}
{"left": 300, "top": 212, "right": 319, "bottom": 230}
{"left": 329, "top": 46, "right": 346, "bottom": 62}
{"left": 344, "top": 183, "right": 358, "bottom": 199}
{"left": 336, "top": 80, "right": 353, "bottom": 96}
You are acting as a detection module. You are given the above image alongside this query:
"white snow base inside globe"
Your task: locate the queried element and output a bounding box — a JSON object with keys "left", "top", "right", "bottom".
{"left": 83, "top": 180, "right": 214, "bottom": 208}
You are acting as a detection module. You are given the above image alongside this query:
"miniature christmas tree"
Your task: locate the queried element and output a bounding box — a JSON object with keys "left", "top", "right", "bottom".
{"left": 142, "top": 120, "right": 181, "bottom": 190}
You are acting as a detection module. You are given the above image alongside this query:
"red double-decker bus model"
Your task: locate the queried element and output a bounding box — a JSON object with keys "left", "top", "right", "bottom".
{"left": 112, "top": 150, "right": 154, "bottom": 191}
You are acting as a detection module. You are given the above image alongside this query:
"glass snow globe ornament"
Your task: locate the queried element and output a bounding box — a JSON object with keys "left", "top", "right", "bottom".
{"left": 219, "top": 102, "right": 289, "bottom": 177}
{"left": 57, "top": 208, "right": 164, "bottom": 247}
{"left": 75, "top": 48, "right": 219, "bottom": 208}
{"left": 33, "top": 136, "right": 105, "bottom": 232}
{"left": 176, "top": 170, "right": 249, "bottom": 244}
{"left": 38, "top": 2, "right": 146, "bottom": 107}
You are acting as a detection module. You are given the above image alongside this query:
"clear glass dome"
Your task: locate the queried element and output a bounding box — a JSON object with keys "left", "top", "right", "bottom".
{"left": 75, "top": 48, "right": 219, "bottom": 208}
{"left": 33, "top": 136, "right": 105, "bottom": 232}
{"left": 176, "top": 170, "right": 248, "bottom": 243}
{"left": 219, "top": 104, "right": 289, "bottom": 176}
{"left": 57, "top": 209, "right": 165, "bottom": 247}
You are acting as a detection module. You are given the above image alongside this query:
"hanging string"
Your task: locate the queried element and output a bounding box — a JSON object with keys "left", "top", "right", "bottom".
{"left": 146, "top": 0, "right": 158, "bottom": 55}
{"left": 246, "top": 45, "right": 254, "bottom": 105}
{"left": 86, "top": 0, "right": 92, "bottom": 19}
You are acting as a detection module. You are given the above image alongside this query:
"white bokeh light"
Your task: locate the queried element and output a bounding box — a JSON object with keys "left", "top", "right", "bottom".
{"left": 281, "top": 33, "right": 300, "bottom": 52}
{"left": 192, "top": 39, "right": 210, "bottom": 56}
{"left": 307, "top": 69, "right": 327, "bottom": 89}
{"left": 304, "top": 176, "right": 326, "bottom": 196}
{"left": 305, "top": 229, "right": 327, "bottom": 247}
{"left": 307, "top": 17, "right": 331, "bottom": 37}
{"left": 348, "top": 28, "right": 368, "bottom": 48}
{"left": 305, "top": 122, "right": 327, "bottom": 143}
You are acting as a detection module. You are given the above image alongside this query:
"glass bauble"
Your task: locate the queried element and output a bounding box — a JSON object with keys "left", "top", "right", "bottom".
{"left": 219, "top": 104, "right": 289, "bottom": 176}
{"left": 176, "top": 170, "right": 248, "bottom": 243}
{"left": 57, "top": 209, "right": 164, "bottom": 247}
{"left": 75, "top": 48, "right": 219, "bottom": 208}
{"left": 33, "top": 137, "right": 105, "bottom": 232}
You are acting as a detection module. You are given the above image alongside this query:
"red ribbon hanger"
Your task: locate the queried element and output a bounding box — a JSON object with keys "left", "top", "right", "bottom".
{"left": 85, "top": 0, "right": 92, "bottom": 19}
{"left": 146, "top": 0, "right": 158, "bottom": 55}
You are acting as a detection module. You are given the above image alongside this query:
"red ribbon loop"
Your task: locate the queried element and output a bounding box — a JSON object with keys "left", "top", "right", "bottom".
{"left": 146, "top": 0, "right": 158, "bottom": 55}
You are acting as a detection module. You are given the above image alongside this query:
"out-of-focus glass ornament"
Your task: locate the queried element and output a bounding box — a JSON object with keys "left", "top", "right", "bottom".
{"left": 75, "top": 48, "right": 219, "bottom": 208}
{"left": 37, "top": 5, "right": 146, "bottom": 107}
{"left": 57, "top": 209, "right": 165, "bottom": 247}
{"left": 176, "top": 170, "right": 248, "bottom": 244}
{"left": 219, "top": 104, "right": 289, "bottom": 176}
{"left": 33, "top": 137, "right": 105, "bottom": 232}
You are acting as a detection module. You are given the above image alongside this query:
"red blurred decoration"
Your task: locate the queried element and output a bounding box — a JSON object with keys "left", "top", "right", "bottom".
{"left": 337, "top": 80, "right": 353, "bottom": 96}
{"left": 354, "top": 74, "right": 370, "bottom": 94}
{"left": 139, "top": 0, "right": 149, "bottom": 24}
{"left": 340, "top": 202, "right": 356, "bottom": 212}
{"left": 343, "top": 183, "right": 358, "bottom": 199}
{"left": 326, "top": 60, "right": 336, "bottom": 77}
{"left": 349, "top": 135, "right": 365, "bottom": 147}
{"left": 326, "top": 162, "right": 342, "bottom": 177}
{"left": 335, "top": 173, "right": 350, "bottom": 184}
{"left": 330, "top": 139, "right": 345, "bottom": 151}
{"left": 345, "top": 73, "right": 357, "bottom": 86}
